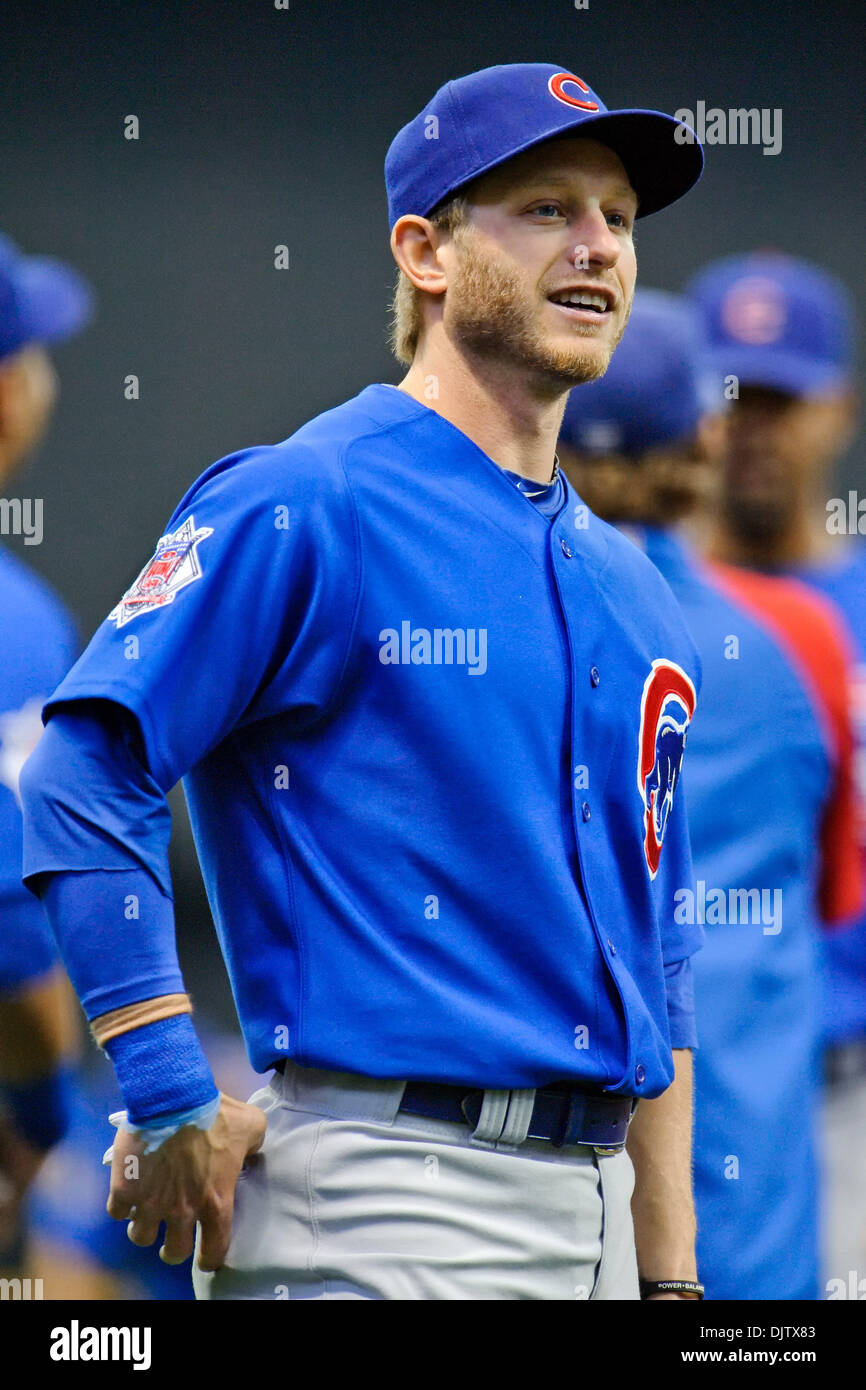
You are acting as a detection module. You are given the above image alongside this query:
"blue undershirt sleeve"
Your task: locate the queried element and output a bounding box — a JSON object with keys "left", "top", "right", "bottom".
{"left": 18, "top": 703, "right": 218, "bottom": 1122}
{"left": 37, "top": 867, "right": 183, "bottom": 1020}
{"left": 20, "top": 701, "right": 174, "bottom": 894}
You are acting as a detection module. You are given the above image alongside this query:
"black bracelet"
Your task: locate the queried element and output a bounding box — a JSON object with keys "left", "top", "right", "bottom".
{"left": 639, "top": 1278, "right": 705, "bottom": 1300}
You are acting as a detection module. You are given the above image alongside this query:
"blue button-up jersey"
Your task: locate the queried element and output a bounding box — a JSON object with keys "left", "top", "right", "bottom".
{"left": 27, "top": 385, "right": 702, "bottom": 1093}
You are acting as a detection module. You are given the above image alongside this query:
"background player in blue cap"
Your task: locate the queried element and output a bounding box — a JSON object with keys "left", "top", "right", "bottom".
{"left": 687, "top": 253, "right": 866, "bottom": 1291}
{"left": 21, "top": 64, "right": 707, "bottom": 1300}
{"left": 0, "top": 233, "right": 91, "bottom": 1270}
{"left": 557, "top": 288, "right": 864, "bottom": 1299}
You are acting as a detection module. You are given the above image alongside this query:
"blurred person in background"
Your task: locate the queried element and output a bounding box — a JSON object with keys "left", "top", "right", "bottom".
{"left": 557, "top": 288, "right": 864, "bottom": 1299}
{"left": 0, "top": 233, "right": 90, "bottom": 1276}
{"left": 687, "top": 253, "right": 866, "bottom": 1290}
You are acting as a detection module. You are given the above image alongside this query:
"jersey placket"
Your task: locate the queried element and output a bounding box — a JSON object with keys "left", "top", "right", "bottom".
{"left": 548, "top": 511, "right": 636, "bottom": 1095}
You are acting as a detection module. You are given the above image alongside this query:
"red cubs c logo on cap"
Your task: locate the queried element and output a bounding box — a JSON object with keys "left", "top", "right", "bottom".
{"left": 721, "top": 276, "right": 787, "bottom": 345}
{"left": 548, "top": 72, "right": 599, "bottom": 112}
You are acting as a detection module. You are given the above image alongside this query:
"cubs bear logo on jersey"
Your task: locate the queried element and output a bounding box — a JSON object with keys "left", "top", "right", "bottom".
{"left": 638, "top": 658, "right": 697, "bottom": 878}
{"left": 108, "top": 515, "right": 214, "bottom": 629}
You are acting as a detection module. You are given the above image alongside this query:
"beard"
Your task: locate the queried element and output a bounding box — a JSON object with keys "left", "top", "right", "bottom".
{"left": 722, "top": 492, "right": 794, "bottom": 544}
{"left": 443, "top": 226, "right": 629, "bottom": 390}
{"left": 721, "top": 458, "right": 797, "bottom": 543}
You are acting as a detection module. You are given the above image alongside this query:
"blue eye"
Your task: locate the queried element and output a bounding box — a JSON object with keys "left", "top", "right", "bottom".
{"left": 531, "top": 204, "right": 562, "bottom": 217}
{"left": 607, "top": 213, "right": 630, "bottom": 229}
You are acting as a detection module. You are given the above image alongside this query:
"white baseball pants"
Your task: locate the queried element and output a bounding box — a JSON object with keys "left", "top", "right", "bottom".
{"left": 192, "top": 1060, "right": 640, "bottom": 1301}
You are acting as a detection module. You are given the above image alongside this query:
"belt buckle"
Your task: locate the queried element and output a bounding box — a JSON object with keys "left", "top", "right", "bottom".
{"left": 595, "top": 1096, "right": 639, "bottom": 1154}
{"left": 560, "top": 1090, "right": 633, "bottom": 1153}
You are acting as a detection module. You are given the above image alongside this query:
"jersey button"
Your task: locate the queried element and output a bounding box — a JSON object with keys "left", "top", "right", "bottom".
{"left": 590, "top": 665, "right": 600, "bottom": 687}
{"left": 560, "top": 539, "right": 573, "bottom": 558}
{"left": 581, "top": 800, "right": 591, "bottom": 821}
{"left": 635, "top": 1064, "right": 646, "bottom": 1086}
{"left": 607, "top": 937, "right": 616, "bottom": 955}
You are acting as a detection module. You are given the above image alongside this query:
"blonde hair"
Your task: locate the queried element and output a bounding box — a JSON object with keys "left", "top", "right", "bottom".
{"left": 388, "top": 195, "right": 469, "bottom": 364}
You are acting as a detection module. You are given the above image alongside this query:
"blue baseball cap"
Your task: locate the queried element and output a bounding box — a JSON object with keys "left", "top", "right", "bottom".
{"left": 0, "top": 233, "right": 93, "bottom": 363}
{"left": 685, "top": 252, "right": 856, "bottom": 398}
{"left": 385, "top": 63, "right": 703, "bottom": 228}
{"left": 559, "top": 289, "right": 712, "bottom": 457}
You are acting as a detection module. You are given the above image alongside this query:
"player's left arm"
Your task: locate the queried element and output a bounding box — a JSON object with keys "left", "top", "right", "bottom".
{"left": 626, "top": 1046, "right": 697, "bottom": 1298}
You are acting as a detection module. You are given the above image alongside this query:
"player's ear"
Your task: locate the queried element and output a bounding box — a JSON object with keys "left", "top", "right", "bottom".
{"left": 390, "top": 215, "right": 449, "bottom": 297}
{"left": 0, "top": 354, "right": 23, "bottom": 464}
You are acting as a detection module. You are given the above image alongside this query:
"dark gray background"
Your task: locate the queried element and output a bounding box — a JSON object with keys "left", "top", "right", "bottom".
{"left": 3, "top": 0, "right": 864, "bottom": 1023}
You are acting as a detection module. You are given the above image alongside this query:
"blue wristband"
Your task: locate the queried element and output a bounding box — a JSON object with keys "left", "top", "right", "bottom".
{"left": 103, "top": 1013, "right": 218, "bottom": 1126}
{"left": 0, "top": 1066, "right": 74, "bottom": 1152}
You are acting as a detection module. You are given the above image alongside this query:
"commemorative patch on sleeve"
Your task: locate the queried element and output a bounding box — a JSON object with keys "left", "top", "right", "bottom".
{"left": 108, "top": 515, "right": 214, "bottom": 629}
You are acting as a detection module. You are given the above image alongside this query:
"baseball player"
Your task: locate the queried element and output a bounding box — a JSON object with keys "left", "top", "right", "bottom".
{"left": 0, "top": 233, "right": 91, "bottom": 1266}
{"left": 20, "top": 64, "right": 707, "bottom": 1301}
{"left": 557, "top": 288, "right": 863, "bottom": 1299}
{"left": 686, "top": 253, "right": 866, "bottom": 1289}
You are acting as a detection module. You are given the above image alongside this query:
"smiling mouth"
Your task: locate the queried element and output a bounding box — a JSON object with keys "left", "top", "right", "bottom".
{"left": 547, "top": 290, "right": 613, "bottom": 320}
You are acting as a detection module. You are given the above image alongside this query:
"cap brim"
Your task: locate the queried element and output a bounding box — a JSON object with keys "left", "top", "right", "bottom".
{"left": 569, "top": 110, "right": 704, "bottom": 217}
{"left": 441, "top": 108, "right": 703, "bottom": 220}
{"left": 704, "top": 345, "right": 849, "bottom": 398}
{"left": 14, "top": 257, "right": 93, "bottom": 348}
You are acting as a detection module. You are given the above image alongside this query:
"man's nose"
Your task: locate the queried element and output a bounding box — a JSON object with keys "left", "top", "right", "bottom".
{"left": 730, "top": 402, "right": 781, "bottom": 440}
{"left": 567, "top": 209, "right": 622, "bottom": 268}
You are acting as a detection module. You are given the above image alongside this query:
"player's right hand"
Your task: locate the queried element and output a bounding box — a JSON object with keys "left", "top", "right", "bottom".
{"left": 105, "top": 1093, "right": 267, "bottom": 1270}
